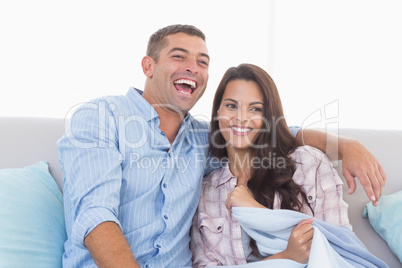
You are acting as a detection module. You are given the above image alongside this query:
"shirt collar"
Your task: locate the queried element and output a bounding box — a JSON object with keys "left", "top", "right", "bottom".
{"left": 126, "top": 87, "right": 192, "bottom": 123}
{"left": 211, "top": 162, "right": 237, "bottom": 188}
{"left": 126, "top": 87, "right": 193, "bottom": 142}
{"left": 126, "top": 87, "right": 158, "bottom": 122}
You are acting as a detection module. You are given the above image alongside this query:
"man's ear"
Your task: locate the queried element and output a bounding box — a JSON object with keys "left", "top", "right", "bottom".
{"left": 141, "top": 56, "right": 154, "bottom": 78}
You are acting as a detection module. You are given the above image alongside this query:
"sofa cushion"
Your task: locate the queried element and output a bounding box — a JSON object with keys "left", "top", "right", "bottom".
{"left": 362, "top": 190, "right": 402, "bottom": 263}
{"left": 0, "top": 161, "right": 66, "bottom": 267}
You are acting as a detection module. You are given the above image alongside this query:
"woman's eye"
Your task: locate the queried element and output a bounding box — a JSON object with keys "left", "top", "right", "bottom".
{"left": 226, "top": 104, "right": 236, "bottom": 109}
{"left": 251, "top": 107, "right": 263, "bottom": 112}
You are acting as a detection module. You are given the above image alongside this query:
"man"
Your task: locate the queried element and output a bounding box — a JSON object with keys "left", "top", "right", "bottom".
{"left": 58, "top": 24, "right": 385, "bottom": 267}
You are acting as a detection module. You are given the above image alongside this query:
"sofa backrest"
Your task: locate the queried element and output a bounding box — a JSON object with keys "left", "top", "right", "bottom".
{"left": 331, "top": 128, "right": 402, "bottom": 266}
{"left": 0, "top": 117, "right": 65, "bottom": 190}
{"left": 331, "top": 128, "right": 402, "bottom": 196}
{"left": 1, "top": 118, "right": 401, "bottom": 198}
{"left": 1, "top": 117, "right": 401, "bottom": 266}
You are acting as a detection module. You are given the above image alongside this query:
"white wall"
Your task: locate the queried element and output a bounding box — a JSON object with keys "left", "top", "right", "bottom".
{"left": 1, "top": 0, "right": 401, "bottom": 130}
{"left": 273, "top": 0, "right": 402, "bottom": 130}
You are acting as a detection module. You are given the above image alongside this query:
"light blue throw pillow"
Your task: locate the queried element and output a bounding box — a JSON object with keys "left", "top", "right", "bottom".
{"left": 362, "top": 190, "right": 402, "bottom": 263}
{"left": 0, "top": 161, "right": 66, "bottom": 268}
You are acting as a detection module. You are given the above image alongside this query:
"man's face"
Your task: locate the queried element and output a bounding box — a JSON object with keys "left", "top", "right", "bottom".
{"left": 146, "top": 32, "right": 210, "bottom": 115}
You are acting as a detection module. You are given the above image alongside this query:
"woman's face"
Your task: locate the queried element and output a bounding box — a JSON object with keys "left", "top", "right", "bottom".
{"left": 217, "top": 79, "right": 265, "bottom": 151}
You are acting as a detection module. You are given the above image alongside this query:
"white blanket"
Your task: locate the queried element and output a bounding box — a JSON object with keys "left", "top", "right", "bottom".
{"left": 209, "top": 207, "right": 388, "bottom": 268}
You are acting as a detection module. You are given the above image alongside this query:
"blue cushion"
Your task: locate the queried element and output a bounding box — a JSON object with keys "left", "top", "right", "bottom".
{"left": 362, "top": 190, "right": 402, "bottom": 262}
{"left": 0, "top": 161, "right": 66, "bottom": 267}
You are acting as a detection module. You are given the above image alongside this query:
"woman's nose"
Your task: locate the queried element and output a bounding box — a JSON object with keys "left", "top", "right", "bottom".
{"left": 235, "top": 107, "right": 249, "bottom": 123}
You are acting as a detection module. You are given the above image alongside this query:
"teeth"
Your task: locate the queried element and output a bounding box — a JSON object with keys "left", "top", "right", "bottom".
{"left": 174, "top": 79, "right": 196, "bottom": 89}
{"left": 231, "top": 127, "right": 251, "bottom": 133}
{"left": 178, "top": 89, "right": 191, "bottom": 95}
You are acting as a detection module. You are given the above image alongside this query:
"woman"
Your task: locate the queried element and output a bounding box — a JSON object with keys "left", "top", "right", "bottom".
{"left": 190, "top": 64, "right": 351, "bottom": 266}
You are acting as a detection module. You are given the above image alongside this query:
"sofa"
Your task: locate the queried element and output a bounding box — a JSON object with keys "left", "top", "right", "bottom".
{"left": 0, "top": 116, "right": 401, "bottom": 267}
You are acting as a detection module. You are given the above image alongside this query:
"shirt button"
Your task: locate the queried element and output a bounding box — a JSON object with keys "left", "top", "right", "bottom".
{"left": 308, "top": 195, "right": 313, "bottom": 200}
{"left": 217, "top": 226, "right": 222, "bottom": 231}
{"left": 156, "top": 244, "right": 161, "bottom": 248}
{"left": 164, "top": 215, "right": 168, "bottom": 220}
{"left": 163, "top": 183, "right": 167, "bottom": 188}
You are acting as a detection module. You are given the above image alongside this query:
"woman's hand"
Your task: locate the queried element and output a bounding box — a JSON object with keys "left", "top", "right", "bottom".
{"left": 262, "top": 218, "right": 314, "bottom": 264}
{"left": 282, "top": 218, "right": 314, "bottom": 264}
{"left": 225, "top": 185, "right": 265, "bottom": 212}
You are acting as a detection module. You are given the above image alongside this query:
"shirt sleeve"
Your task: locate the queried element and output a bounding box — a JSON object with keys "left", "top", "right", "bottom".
{"left": 313, "top": 155, "right": 352, "bottom": 229}
{"left": 288, "top": 126, "right": 300, "bottom": 138}
{"left": 57, "top": 99, "right": 123, "bottom": 248}
{"left": 292, "top": 146, "right": 352, "bottom": 230}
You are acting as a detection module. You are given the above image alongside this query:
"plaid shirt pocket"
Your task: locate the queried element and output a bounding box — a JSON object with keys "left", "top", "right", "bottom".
{"left": 197, "top": 213, "right": 226, "bottom": 252}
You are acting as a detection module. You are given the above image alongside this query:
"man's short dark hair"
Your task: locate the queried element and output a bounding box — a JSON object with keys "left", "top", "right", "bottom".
{"left": 146, "top": 24, "right": 206, "bottom": 62}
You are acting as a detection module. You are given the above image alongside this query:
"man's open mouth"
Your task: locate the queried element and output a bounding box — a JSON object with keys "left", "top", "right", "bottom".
{"left": 174, "top": 79, "right": 197, "bottom": 95}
